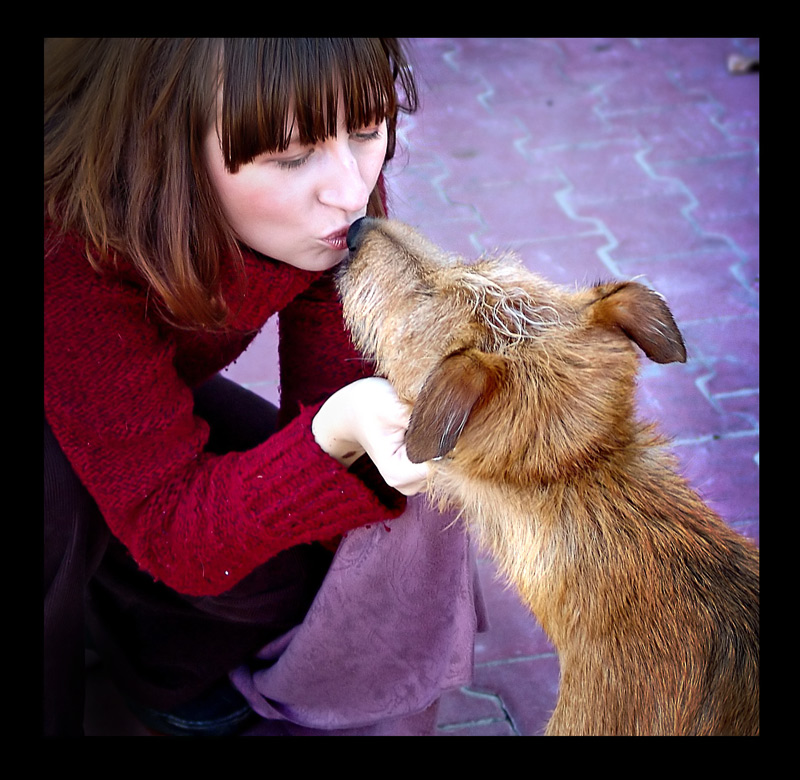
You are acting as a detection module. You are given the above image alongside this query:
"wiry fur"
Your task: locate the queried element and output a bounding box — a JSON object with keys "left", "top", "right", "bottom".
{"left": 338, "top": 218, "right": 759, "bottom": 736}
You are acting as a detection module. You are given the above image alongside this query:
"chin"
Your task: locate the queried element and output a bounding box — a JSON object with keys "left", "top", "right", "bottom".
{"left": 288, "top": 250, "right": 347, "bottom": 273}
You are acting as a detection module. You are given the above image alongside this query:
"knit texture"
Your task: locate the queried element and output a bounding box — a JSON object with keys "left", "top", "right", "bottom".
{"left": 44, "top": 220, "right": 405, "bottom": 597}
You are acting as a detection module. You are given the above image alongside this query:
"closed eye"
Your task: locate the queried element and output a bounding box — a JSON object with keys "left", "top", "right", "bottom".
{"left": 274, "top": 150, "right": 313, "bottom": 170}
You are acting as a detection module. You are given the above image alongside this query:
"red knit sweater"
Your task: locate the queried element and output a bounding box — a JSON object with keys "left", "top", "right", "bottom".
{"left": 44, "top": 220, "right": 405, "bottom": 597}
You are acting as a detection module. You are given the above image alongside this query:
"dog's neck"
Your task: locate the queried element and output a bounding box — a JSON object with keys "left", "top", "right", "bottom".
{"left": 427, "top": 421, "right": 721, "bottom": 642}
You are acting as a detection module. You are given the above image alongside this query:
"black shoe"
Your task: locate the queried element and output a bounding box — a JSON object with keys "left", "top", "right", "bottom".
{"left": 127, "top": 679, "right": 255, "bottom": 737}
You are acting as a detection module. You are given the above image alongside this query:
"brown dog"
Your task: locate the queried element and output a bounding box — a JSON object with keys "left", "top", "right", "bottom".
{"left": 338, "top": 217, "right": 759, "bottom": 736}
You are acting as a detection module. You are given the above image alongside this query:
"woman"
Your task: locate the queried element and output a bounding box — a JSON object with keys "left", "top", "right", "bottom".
{"left": 44, "top": 38, "right": 483, "bottom": 736}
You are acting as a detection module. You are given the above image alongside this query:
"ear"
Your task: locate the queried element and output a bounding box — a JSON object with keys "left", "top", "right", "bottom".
{"left": 589, "top": 282, "right": 687, "bottom": 364}
{"left": 405, "top": 349, "right": 505, "bottom": 463}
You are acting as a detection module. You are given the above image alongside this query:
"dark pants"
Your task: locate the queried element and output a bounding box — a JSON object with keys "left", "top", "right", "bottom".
{"left": 44, "top": 375, "right": 334, "bottom": 735}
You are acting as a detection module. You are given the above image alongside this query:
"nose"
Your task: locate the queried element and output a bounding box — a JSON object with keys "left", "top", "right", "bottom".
{"left": 318, "top": 142, "right": 370, "bottom": 214}
{"left": 347, "top": 217, "right": 374, "bottom": 253}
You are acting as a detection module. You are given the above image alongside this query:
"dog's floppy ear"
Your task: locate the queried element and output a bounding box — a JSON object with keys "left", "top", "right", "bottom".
{"left": 405, "top": 348, "right": 505, "bottom": 463}
{"left": 589, "top": 282, "right": 687, "bottom": 364}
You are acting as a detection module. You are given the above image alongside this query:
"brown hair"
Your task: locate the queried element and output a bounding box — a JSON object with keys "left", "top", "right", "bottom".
{"left": 44, "top": 38, "right": 418, "bottom": 329}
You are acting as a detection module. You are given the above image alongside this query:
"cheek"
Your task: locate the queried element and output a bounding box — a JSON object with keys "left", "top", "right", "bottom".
{"left": 203, "top": 133, "right": 282, "bottom": 221}
{"left": 212, "top": 164, "right": 297, "bottom": 232}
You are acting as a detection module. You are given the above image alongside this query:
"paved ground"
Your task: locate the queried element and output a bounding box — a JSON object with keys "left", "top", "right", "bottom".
{"left": 84, "top": 37, "right": 759, "bottom": 736}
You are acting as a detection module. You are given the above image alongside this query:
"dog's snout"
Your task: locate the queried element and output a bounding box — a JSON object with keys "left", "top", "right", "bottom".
{"left": 347, "top": 216, "right": 374, "bottom": 253}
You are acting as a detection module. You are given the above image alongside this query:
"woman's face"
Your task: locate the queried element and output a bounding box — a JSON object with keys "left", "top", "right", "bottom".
{"left": 204, "top": 97, "right": 388, "bottom": 272}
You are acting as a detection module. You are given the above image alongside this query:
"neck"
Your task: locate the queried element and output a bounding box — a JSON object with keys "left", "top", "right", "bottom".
{"left": 429, "top": 424, "right": 723, "bottom": 645}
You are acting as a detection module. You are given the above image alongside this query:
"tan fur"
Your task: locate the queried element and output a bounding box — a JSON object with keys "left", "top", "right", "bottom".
{"left": 338, "top": 218, "right": 759, "bottom": 736}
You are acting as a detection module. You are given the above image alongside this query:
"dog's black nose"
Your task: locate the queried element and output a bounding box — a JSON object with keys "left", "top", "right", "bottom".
{"left": 347, "top": 217, "right": 372, "bottom": 253}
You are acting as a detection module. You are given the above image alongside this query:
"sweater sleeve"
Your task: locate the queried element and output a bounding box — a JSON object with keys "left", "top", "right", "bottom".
{"left": 277, "top": 268, "right": 406, "bottom": 518}
{"left": 277, "top": 270, "right": 372, "bottom": 423}
{"left": 44, "top": 232, "right": 404, "bottom": 597}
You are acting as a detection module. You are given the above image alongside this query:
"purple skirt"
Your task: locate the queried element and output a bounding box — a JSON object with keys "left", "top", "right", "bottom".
{"left": 230, "top": 497, "right": 487, "bottom": 736}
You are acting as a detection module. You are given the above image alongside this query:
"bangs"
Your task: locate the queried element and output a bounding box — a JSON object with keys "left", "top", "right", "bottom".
{"left": 220, "top": 38, "right": 400, "bottom": 172}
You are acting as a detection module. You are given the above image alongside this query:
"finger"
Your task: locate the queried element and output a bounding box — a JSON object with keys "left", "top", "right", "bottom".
{"left": 388, "top": 450, "right": 430, "bottom": 496}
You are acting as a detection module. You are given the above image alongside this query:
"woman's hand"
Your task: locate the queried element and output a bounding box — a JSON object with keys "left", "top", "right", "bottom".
{"left": 312, "top": 377, "right": 430, "bottom": 496}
